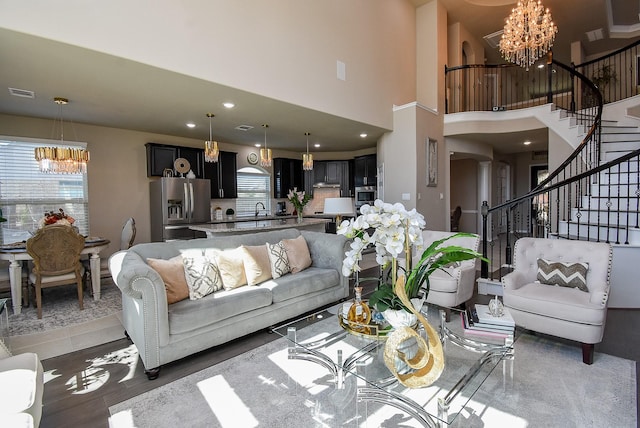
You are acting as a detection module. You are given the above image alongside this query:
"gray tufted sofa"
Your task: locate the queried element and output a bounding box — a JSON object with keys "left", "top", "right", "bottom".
{"left": 502, "top": 237, "right": 613, "bottom": 364}
{"left": 109, "top": 229, "right": 349, "bottom": 379}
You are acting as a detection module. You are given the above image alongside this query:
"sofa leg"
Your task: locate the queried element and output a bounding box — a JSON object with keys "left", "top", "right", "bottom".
{"left": 582, "top": 343, "right": 594, "bottom": 365}
{"left": 145, "top": 367, "right": 161, "bottom": 380}
{"left": 443, "top": 308, "right": 451, "bottom": 323}
{"left": 124, "top": 330, "right": 132, "bottom": 342}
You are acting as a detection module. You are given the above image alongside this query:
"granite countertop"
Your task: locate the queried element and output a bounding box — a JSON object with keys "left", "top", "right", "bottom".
{"left": 190, "top": 217, "right": 330, "bottom": 234}
{"left": 208, "top": 215, "right": 295, "bottom": 224}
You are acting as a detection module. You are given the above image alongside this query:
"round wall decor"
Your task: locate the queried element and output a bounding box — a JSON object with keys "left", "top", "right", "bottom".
{"left": 247, "top": 152, "right": 259, "bottom": 165}
{"left": 174, "top": 158, "right": 191, "bottom": 174}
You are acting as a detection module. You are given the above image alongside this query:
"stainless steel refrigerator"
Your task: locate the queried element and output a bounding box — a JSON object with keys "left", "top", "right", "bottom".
{"left": 150, "top": 177, "right": 211, "bottom": 241}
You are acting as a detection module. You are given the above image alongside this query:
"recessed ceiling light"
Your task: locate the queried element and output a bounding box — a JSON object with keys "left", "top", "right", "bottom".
{"left": 360, "top": 133, "right": 367, "bottom": 138}
{"left": 314, "top": 144, "right": 320, "bottom": 148}
{"left": 186, "top": 122, "right": 196, "bottom": 128}
{"left": 524, "top": 140, "right": 531, "bottom": 145}
{"left": 254, "top": 143, "right": 261, "bottom": 148}
{"left": 537, "top": 64, "right": 545, "bottom": 69}
{"left": 223, "top": 102, "right": 235, "bottom": 109}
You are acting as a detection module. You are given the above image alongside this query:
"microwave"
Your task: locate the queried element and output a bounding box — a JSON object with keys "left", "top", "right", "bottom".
{"left": 355, "top": 186, "right": 377, "bottom": 210}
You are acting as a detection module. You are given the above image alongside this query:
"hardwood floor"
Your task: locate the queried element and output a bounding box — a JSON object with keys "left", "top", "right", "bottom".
{"left": 38, "top": 276, "right": 640, "bottom": 428}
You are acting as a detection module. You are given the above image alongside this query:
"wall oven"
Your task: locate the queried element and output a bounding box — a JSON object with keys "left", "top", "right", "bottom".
{"left": 354, "top": 186, "right": 377, "bottom": 212}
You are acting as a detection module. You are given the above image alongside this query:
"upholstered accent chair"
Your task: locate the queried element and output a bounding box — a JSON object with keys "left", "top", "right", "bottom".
{"left": 0, "top": 341, "right": 44, "bottom": 427}
{"left": 422, "top": 230, "right": 481, "bottom": 311}
{"left": 502, "top": 237, "right": 613, "bottom": 364}
{"left": 26, "top": 225, "right": 85, "bottom": 319}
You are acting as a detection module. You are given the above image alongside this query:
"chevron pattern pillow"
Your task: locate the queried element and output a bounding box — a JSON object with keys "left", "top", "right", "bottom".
{"left": 536, "top": 258, "right": 589, "bottom": 292}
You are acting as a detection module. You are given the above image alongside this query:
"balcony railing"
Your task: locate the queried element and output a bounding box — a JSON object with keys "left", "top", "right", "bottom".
{"left": 575, "top": 40, "right": 640, "bottom": 105}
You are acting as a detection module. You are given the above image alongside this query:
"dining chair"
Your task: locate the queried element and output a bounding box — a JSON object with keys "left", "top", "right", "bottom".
{"left": 0, "top": 261, "right": 29, "bottom": 307}
{"left": 120, "top": 217, "right": 136, "bottom": 251}
{"left": 26, "top": 225, "right": 85, "bottom": 319}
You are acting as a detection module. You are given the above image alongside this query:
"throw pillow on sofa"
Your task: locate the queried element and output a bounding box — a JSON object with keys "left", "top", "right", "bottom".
{"left": 536, "top": 258, "right": 589, "bottom": 292}
{"left": 181, "top": 249, "right": 224, "bottom": 299}
{"left": 266, "top": 241, "right": 290, "bottom": 279}
{"left": 147, "top": 256, "right": 190, "bottom": 304}
{"left": 241, "top": 245, "right": 272, "bottom": 286}
{"left": 282, "top": 235, "right": 312, "bottom": 274}
{"left": 216, "top": 247, "right": 248, "bottom": 290}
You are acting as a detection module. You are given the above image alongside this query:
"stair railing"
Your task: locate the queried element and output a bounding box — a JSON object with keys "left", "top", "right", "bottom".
{"left": 575, "top": 39, "right": 640, "bottom": 105}
{"left": 478, "top": 60, "right": 605, "bottom": 280}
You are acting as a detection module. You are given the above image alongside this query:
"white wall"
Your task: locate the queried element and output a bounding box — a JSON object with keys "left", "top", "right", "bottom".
{"left": 0, "top": 0, "right": 417, "bottom": 131}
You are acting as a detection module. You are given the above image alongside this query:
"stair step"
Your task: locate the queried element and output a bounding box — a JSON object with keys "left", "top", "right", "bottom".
{"left": 558, "top": 221, "right": 640, "bottom": 244}
{"left": 598, "top": 160, "right": 640, "bottom": 175}
{"left": 580, "top": 196, "right": 640, "bottom": 211}
{"left": 570, "top": 207, "right": 640, "bottom": 226}
{"left": 589, "top": 183, "right": 640, "bottom": 196}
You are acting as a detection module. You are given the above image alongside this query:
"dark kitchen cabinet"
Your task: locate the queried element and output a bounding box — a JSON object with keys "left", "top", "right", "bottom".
{"left": 177, "top": 147, "right": 204, "bottom": 178}
{"left": 145, "top": 143, "right": 204, "bottom": 178}
{"left": 203, "top": 151, "right": 237, "bottom": 199}
{"left": 146, "top": 143, "right": 177, "bottom": 177}
{"left": 354, "top": 154, "right": 377, "bottom": 187}
{"left": 274, "top": 157, "right": 303, "bottom": 198}
{"left": 312, "top": 160, "right": 351, "bottom": 197}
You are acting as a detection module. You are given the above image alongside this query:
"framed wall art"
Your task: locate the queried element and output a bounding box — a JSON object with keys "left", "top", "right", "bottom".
{"left": 426, "top": 138, "right": 437, "bottom": 187}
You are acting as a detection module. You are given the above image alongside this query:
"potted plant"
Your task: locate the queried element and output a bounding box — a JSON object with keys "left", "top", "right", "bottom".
{"left": 370, "top": 232, "right": 486, "bottom": 327}
{"left": 338, "top": 200, "right": 486, "bottom": 327}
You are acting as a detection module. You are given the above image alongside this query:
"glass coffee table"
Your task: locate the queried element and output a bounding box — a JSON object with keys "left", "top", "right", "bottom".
{"left": 271, "top": 303, "right": 519, "bottom": 428}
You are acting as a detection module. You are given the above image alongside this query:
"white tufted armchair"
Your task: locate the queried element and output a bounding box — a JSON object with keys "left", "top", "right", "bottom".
{"left": 502, "top": 237, "right": 613, "bottom": 364}
{"left": 421, "top": 230, "right": 481, "bottom": 311}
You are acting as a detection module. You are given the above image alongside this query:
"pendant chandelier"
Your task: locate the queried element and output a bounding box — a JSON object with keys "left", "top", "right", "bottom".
{"left": 302, "top": 132, "right": 313, "bottom": 171}
{"left": 260, "top": 124, "right": 272, "bottom": 168}
{"left": 498, "top": 0, "right": 557, "bottom": 71}
{"left": 204, "top": 113, "right": 219, "bottom": 163}
{"left": 34, "top": 97, "right": 90, "bottom": 174}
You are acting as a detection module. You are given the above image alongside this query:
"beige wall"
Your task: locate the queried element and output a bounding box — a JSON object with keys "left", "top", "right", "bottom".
{"left": 0, "top": 0, "right": 416, "bottom": 131}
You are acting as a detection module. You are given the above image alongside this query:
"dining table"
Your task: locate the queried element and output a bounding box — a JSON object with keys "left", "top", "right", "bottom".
{"left": 0, "top": 237, "right": 110, "bottom": 315}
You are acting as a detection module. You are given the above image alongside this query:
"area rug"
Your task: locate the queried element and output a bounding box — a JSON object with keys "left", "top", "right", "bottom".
{"left": 7, "top": 279, "right": 122, "bottom": 336}
{"left": 108, "top": 318, "right": 637, "bottom": 428}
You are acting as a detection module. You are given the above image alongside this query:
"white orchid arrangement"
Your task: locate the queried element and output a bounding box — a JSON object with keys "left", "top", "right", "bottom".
{"left": 337, "top": 199, "right": 426, "bottom": 277}
{"left": 338, "top": 199, "right": 486, "bottom": 312}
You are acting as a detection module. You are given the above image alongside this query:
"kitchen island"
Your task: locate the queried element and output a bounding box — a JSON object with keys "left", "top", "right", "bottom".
{"left": 190, "top": 217, "right": 330, "bottom": 237}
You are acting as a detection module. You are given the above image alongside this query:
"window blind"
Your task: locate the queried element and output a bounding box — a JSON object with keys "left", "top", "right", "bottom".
{"left": 236, "top": 167, "right": 271, "bottom": 216}
{"left": 0, "top": 137, "right": 89, "bottom": 244}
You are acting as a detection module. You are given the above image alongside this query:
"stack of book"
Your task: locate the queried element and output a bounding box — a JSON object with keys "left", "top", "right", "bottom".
{"left": 461, "top": 303, "right": 515, "bottom": 341}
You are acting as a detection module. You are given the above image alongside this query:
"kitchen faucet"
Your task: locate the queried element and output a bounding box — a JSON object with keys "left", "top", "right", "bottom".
{"left": 255, "top": 202, "right": 266, "bottom": 217}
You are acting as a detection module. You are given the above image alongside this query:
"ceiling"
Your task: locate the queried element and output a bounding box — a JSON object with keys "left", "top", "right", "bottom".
{"left": 1, "top": 0, "right": 638, "bottom": 154}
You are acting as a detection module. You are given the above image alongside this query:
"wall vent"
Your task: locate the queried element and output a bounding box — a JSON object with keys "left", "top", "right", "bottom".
{"left": 8, "top": 87, "right": 35, "bottom": 98}
{"left": 532, "top": 150, "right": 548, "bottom": 160}
{"left": 586, "top": 28, "right": 604, "bottom": 42}
{"left": 235, "top": 125, "right": 254, "bottom": 131}
{"left": 483, "top": 30, "right": 504, "bottom": 49}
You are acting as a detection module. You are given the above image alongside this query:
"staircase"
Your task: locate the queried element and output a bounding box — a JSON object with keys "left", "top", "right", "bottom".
{"left": 554, "top": 119, "right": 640, "bottom": 307}
{"left": 559, "top": 121, "right": 640, "bottom": 243}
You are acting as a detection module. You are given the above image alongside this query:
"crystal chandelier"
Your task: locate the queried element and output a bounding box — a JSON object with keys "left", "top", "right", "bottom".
{"left": 302, "top": 132, "right": 313, "bottom": 171}
{"left": 204, "top": 113, "right": 219, "bottom": 163}
{"left": 34, "top": 97, "right": 90, "bottom": 174}
{"left": 260, "top": 124, "right": 272, "bottom": 168}
{"left": 498, "top": 0, "right": 557, "bottom": 71}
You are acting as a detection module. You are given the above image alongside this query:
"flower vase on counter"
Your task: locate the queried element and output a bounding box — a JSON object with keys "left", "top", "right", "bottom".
{"left": 288, "top": 188, "right": 310, "bottom": 224}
